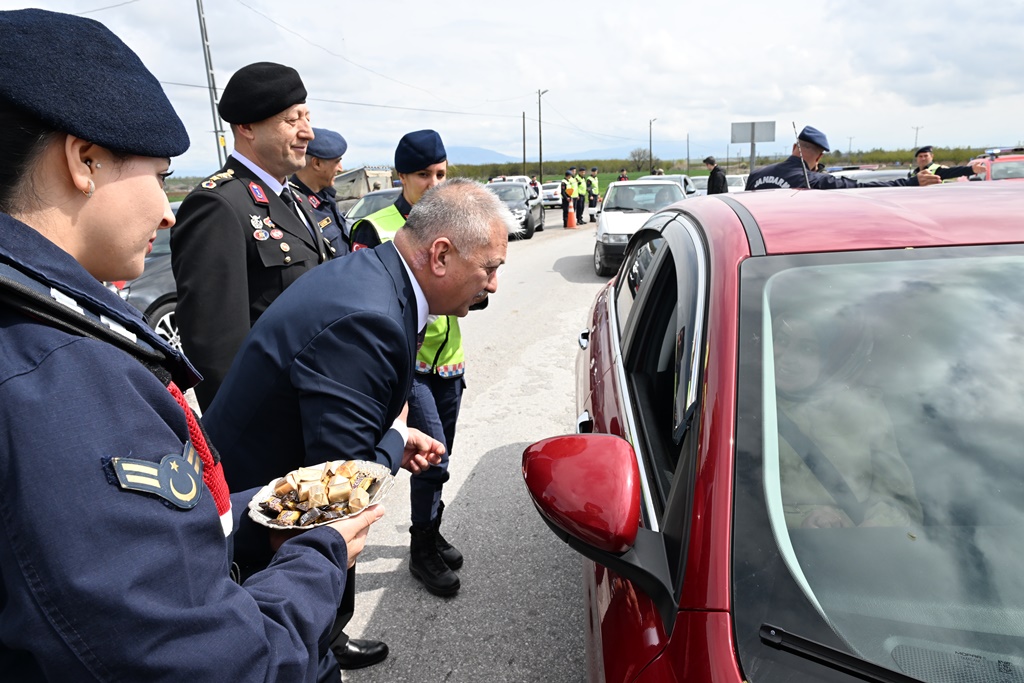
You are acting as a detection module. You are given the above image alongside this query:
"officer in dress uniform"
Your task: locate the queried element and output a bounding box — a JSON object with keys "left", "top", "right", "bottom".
{"left": 746, "top": 126, "right": 942, "bottom": 191}
{"left": 291, "top": 127, "right": 350, "bottom": 257}
{"left": 350, "top": 131, "right": 473, "bottom": 599}
{"left": 171, "top": 62, "right": 332, "bottom": 411}
{"left": 0, "top": 10, "right": 382, "bottom": 682}
{"left": 908, "top": 145, "right": 985, "bottom": 182}
{"left": 560, "top": 170, "right": 574, "bottom": 227}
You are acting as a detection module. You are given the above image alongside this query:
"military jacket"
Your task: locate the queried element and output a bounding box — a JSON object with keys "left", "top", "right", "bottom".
{"left": 290, "top": 175, "right": 350, "bottom": 258}
{"left": 746, "top": 156, "right": 920, "bottom": 191}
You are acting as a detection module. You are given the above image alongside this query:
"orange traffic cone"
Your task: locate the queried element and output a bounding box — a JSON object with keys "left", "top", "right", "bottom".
{"left": 566, "top": 197, "right": 577, "bottom": 229}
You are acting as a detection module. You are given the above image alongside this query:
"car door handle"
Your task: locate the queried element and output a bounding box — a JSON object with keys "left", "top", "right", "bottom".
{"left": 576, "top": 410, "right": 593, "bottom": 434}
{"left": 578, "top": 329, "right": 590, "bottom": 350}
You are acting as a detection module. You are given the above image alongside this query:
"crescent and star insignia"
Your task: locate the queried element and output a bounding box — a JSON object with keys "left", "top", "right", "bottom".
{"left": 308, "top": 194, "right": 321, "bottom": 209}
{"left": 110, "top": 442, "right": 204, "bottom": 509}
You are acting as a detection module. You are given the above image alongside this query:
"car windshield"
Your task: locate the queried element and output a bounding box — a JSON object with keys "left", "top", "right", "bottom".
{"left": 346, "top": 190, "right": 399, "bottom": 221}
{"left": 149, "top": 229, "right": 171, "bottom": 257}
{"left": 727, "top": 176, "right": 745, "bottom": 188}
{"left": 603, "top": 184, "right": 683, "bottom": 212}
{"left": 733, "top": 246, "right": 1024, "bottom": 681}
{"left": 490, "top": 185, "right": 527, "bottom": 201}
{"left": 691, "top": 177, "right": 708, "bottom": 190}
{"left": 991, "top": 160, "right": 1024, "bottom": 180}
{"left": 543, "top": 183, "right": 559, "bottom": 191}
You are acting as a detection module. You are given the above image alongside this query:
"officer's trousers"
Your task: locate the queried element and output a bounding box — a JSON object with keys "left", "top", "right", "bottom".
{"left": 575, "top": 195, "right": 585, "bottom": 222}
{"left": 561, "top": 198, "right": 571, "bottom": 226}
{"left": 407, "top": 373, "right": 464, "bottom": 526}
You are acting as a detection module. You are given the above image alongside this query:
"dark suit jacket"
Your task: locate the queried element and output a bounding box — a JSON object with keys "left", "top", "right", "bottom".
{"left": 203, "top": 241, "right": 418, "bottom": 494}
{"left": 171, "top": 156, "right": 330, "bottom": 410}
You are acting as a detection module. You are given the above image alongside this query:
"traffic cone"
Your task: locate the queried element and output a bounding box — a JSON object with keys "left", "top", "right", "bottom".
{"left": 566, "top": 199, "right": 577, "bottom": 229}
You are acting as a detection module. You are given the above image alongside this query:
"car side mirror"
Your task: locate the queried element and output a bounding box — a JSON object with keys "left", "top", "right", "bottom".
{"left": 521, "top": 434, "right": 678, "bottom": 634}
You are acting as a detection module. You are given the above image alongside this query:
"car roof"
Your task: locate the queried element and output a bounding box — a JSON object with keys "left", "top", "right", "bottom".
{"left": 608, "top": 180, "right": 682, "bottom": 188}
{"left": 684, "top": 184, "right": 1024, "bottom": 254}
{"left": 487, "top": 181, "right": 529, "bottom": 187}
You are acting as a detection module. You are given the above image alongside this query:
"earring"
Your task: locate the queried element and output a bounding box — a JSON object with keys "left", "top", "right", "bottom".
{"left": 95, "top": 162, "right": 102, "bottom": 169}
{"left": 83, "top": 179, "right": 95, "bottom": 198}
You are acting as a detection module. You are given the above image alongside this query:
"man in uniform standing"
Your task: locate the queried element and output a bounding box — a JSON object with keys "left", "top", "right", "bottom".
{"left": 171, "top": 62, "right": 331, "bottom": 410}
{"left": 747, "top": 126, "right": 942, "bottom": 191}
{"left": 618, "top": 168, "right": 629, "bottom": 181}
{"left": 908, "top": 145, "right": 984, "bottom": 182}
{"left": 704, "top": 156, "right": 728, "bottom": 194}
{"left": 587, "top": 167, "right": 600, "bottom": 222}
{"left": 290, "top": 126, "right": 350, "bottom": 257}
{"left": 560, "top": 169, "right": 574, "bottom": 227}
{"left": 574, "top": 166, "right": 588, "bottom": 224}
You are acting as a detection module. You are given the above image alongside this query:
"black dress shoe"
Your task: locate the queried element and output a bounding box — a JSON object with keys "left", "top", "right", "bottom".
{"left": 333, "top": 638, "right": 389, "bottom": 670}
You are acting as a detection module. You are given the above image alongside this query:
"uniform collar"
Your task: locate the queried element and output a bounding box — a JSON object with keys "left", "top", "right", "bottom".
{"left": 395, "top": 193, "right": 413, "bottom": 219}
{"left": 231, "top": 151, "right": 285, "bottom": 194}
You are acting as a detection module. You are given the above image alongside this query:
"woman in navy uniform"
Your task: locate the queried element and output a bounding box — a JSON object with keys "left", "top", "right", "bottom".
{"left": 0, "top": 9, "right": 382, "bottom": 682}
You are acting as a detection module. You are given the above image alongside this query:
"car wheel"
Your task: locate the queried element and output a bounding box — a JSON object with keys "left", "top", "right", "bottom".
{"left": 148, "top": 301, "right": 182, "bottom": 352}
{"left": 520, "top": 216, "right": 536, "bottom": 240}
{"left": 594, "top": 243, "right": 612, "bottom": 276}
{"left": 536, "top": 207, "right": 545, "bottom": 231}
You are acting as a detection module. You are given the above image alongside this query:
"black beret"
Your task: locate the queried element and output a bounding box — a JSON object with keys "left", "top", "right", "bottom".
{"left": 915, "top": 145, "right": 933, "bottom": 156}
{"left": 218, "top": 62, "right": 306, "bottom": 125}
{"left": 590, "top": 167, "right": 598, "bottom": 171}
{"left": 797, "top": 126, "right": 830, "bottom": 152}
{"left": 0, "top": 9, "right": 189, "bottom": 158}
{"left": 394, "top": 129, "right": 446, "bottom": 173}
{"left": 307, "top": 128, "right": 348, "bottom": 159}
{"left": 569, "top": 166, "right": 577, "bottom": 171}
{"left": 703, "top": 156, "right": 716, "bottom": 165}
{"left": 564, "top": 170, "right": 572, "bottom": 176}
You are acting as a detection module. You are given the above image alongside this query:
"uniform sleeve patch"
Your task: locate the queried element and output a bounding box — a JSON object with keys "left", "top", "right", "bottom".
{"left": 110, "top": 442, "right": 204, "bottom": 509}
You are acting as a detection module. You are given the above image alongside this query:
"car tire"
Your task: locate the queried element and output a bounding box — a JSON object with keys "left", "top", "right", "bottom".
{"left": 536, "top": 207, "right": 545, "bottom": 231}
{"left": 147, "top": 301, "right": 182, "bottom": 352}
{"left": 594, "top": 243, "right": 612, "bottom": 276}
{"left": 520, "top": 216, "right": 536, "bottom": 240}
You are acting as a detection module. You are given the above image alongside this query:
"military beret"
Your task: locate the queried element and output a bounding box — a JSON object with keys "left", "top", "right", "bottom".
{"left": 0, "top": 9, "right": 189, "bottom": 158}
{"left": 915, "top": 145, "right": 933, "bottom": 156}
{"left": 307, "top": 128, "right": 348, "bottom": 159}
{"left": 218, "top": 62, "right": 306, "bottom": 125}
{"left": 565, "top": 170, "right": 572, "bottom": 176}
{"left": 703, "top": 156, "right": 716, "bottom": 165}
{"left": 394, "top": 129, "right": 446, "bottom": 173}
{"left": 590, "top": 167, "right": 598, "bottom": 172}
{"left": 797, "top": 126, "right": 830, "bottom": 152}
{"left": 569, "top": 166, "right": 577, "bottom": 171}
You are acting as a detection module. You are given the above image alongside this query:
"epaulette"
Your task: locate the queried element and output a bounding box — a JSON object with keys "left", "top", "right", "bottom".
{"left": 198, "top": 169, "right": 237, "bottom": 190}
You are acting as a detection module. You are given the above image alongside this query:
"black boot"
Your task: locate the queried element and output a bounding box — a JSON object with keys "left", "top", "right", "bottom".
{"left": 433, "top": 500, "right": 463, "bottom": 570}
{"left": 410, "top": 524, "right": 460, "bottom": 596}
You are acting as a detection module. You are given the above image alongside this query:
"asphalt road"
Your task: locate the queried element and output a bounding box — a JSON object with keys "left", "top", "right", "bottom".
{"left": 344, "top": 211, "right": 609, "bottom": 683}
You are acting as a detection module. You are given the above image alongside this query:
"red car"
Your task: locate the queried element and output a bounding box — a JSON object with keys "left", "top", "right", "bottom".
{"left": 523, "top": 184, "right": 1024, "bottom": 682}
{"left": 972, "top": 147, "right": 1024, "bottom": 181}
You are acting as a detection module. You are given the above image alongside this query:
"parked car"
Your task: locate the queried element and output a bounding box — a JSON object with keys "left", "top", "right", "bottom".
{"left": 726, "top": 174, "right": 748, "bottom": 192}
{"left": 970, "top": 147, "right": 1024, "bottom": 182}
{"left": 522, "top": 184, "right": 1024, "bottom": 683}
{"left": 636, "top": 173, "right": 699, "bottom": 197}
{"left": 112, "top": 202, "right": 180, "bottom": 351}
{"left": 831, "top": 168, "right": 912, "bottom": 182}
{"left": 486, "top": 181, "right": 544, "bottom": 239}
{"left": 345, "top": 187, "right": 402, "bottom": 223}
{"left": 690, "top": 176, "right": 709, "bottom": 196}
{"left": 593, "top": 180, "right": 683, "bottom": 276}
{"left": 541, "top": 181, "right": 562, "bottom": 208}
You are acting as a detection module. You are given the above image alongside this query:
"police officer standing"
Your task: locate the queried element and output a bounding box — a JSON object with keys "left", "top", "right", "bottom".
{"left": 574, "top": 166, "right": 588, "bottom": 224}
{"left": 171, "top": 62, "right": 332, "bottom": 410}
{"left": 291, "top": 127, "right": 350, "bottom": 257}
{"left": 909, "top": 145, "right": 985, "bottom": 182}
{"left": 560, "top": 169, "right": 574, "bottom": 227}
{"left": 587, "top": 167, "right": 600, "bottom": 221}
{"left": 618, "top": 168, "right": 629, "bottom": 181}
{"left": 703, "top": 156, "right": 728, "bottom": 194}
{"left": 746, "top": 126, "right": 942, "bottom": 191}
{"left": 350, "top": 131, "right": 471, "bottom": 598}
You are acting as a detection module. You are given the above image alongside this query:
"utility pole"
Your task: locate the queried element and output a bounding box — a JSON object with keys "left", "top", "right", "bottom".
{"left": 522, "top": 112, "right": 526, "bottom": 176}
{"left": 196, "top": 0, "right": 226, "bottom": 167}
{"left": 537, "top": 89, "right": 548, "bottom": 183}
{"left": 848, "top": 137, "right": 854, "bottom": 160}
{"left": 649, "top": 118, "right": 657, "bottom": 174}
{"left": 912, "top": 126, "right": 924, "bottom": 149}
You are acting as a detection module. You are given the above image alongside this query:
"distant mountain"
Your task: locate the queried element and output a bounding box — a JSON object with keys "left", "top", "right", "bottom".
{"left": 447, "top": 146, "right": 519, "bottom": 165}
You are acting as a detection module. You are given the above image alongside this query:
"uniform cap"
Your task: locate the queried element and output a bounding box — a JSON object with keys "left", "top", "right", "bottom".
{"left": 565, "top": 170, "right": 572, "bottom": 176}
{"left": 797, "top": 126, "right": 830, "bottom": 152}
{"left": 0, "top": 9, "right": 189, "bottom": 158}
{"left": 218, "top": 62, "right": 306, "bottom": 125}
{"left": 307, "top": 127, "right": 348, "bottom": 159}
{"left": 394, "top": 129, "right": 446, "bottom": 173}
{"left": 915, "top": 145, "right": 933, "bottom": 156}
{"left": 569, "top": 166, "right": 577, "bottom": 171}
{"left": 703, "top": 156, "right": 716, "bottom": 165}
{"left": 590, "top": 167, "right": 598, "bottom": 171}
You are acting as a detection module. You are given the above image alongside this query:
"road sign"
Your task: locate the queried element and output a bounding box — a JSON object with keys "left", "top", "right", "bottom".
{"left": 732, "top": 121, "right": 776, "bottom": 171}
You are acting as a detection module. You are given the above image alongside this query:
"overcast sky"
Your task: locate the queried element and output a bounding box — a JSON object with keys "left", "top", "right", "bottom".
{"left": 15, "top": 0, "right": 1024, "bottom": 176}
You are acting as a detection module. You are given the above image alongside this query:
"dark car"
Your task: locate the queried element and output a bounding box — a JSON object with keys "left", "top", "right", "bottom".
{"left": 345, "top": 187, "right": 402, "bottom": 223}
{"left": 113, "top": 226, "right": 179, "bottom": 351}
{"left": 522, "top": 184, "right": 1024, "bottom": 682}
{"left": 486, "top": 181, "right": 544, "bottom": 239}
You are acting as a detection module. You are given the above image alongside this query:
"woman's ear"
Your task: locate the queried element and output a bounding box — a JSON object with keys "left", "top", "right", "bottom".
{"left": 65, "top": 135, "right": 97, "bottom": 196}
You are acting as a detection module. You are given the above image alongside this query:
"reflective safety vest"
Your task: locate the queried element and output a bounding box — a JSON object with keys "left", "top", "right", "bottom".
{"left": 416, "top": 313, "right": 465, "bottom": 378}
{"left": 354, "top": 204, "right": 405, "bottom": 245}
{"left": 589, "top": 175, "right": 599, "bottom": 195}
{"left": 357, "top": 202, "right": 466, "bottom": 378}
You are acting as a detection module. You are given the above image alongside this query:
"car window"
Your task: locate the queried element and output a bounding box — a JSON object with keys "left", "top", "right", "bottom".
{"left": 692, "top": 177, "right": 708, "bottom": 190}
{"left": 490, "top": 185, "right": 526, "bottom": 201}
{"left": 991, "top": 160, "right": 1024, "bottom": 180}
{"left": 733, "top": 245, "right": 1024, "bottom": 681}
{"left": 150, "top": 229, "right": 171, "bottom": 256}
{"left": 604, "top": 185, "right": 682, "bottom": 212}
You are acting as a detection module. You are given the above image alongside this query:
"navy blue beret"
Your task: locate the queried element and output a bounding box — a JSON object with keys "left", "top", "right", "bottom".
{"left": 308, "top": 128, "right": 348, "bottom": 159}
{"left": 569, "top": 166, "right": 577, "bottom": 171}
{"left": 0, "top": 9, "right": 189, "bottom": 158}
{"left": 590, "top": 167, "right": 598, "bottom": 171}
{"left": 218, "top": 62, "right": 306, "bottom": 125}
{"left": 565, "top": 170, "right": 572, "bottom": 176}
{"left": 915, "top": 145, "right": 933, "bottom": 156}
{"left": 797, "top": 126, "right": 830, "bottom": 152}
{"left": 394, "top": 129, "right": 446, "bottom": 173}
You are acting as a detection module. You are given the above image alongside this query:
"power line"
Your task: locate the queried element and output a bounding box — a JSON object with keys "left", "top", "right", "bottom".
{"left": 76, "top": 0, "right": 142, "bottom": 14}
